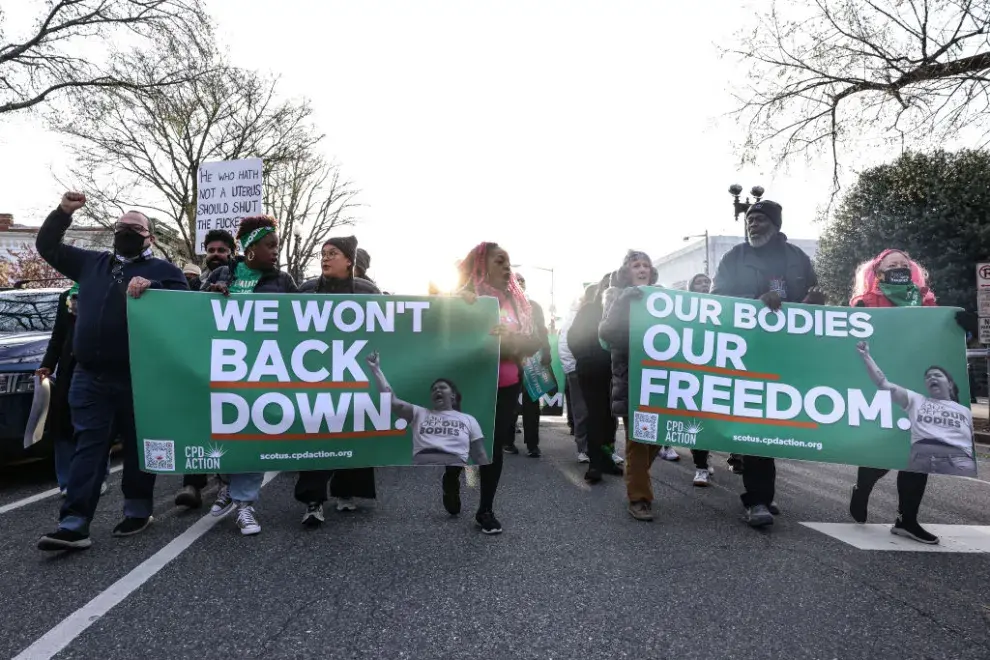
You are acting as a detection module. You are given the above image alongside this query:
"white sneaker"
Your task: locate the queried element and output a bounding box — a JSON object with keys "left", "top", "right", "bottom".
{"left": 577, "top": 452, "right": 590, "bottom": 464}
{"left": 210, "top": 484, "right": 235, "bottom": 517}
{"left": 612, "top": 452, "right": 625, "bottom": 465}
{"left": 660, "top": 447, "right": 680, "bottom": 462}
{"left": 336, "top": 497, "right": 357, "bottom": 512}
{"left": 235, "top": 503, "right": 261, "bottom": 535}
{"left": 693, "top": 469, "right": 711, "bottom": 487}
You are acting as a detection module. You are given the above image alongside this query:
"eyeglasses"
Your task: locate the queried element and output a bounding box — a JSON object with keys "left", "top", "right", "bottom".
{"left": 114, "top": 222, "right": 150, "bottom": 236}
{"left": 322, "top": 248, "right": 343, "bottom": 259}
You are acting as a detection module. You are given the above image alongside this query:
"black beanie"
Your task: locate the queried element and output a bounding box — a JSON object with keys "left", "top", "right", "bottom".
{"left": 746, "top": 200, "right": 782, "bottom": 229}
{"left": 356, "top": 248, "right": 370, "bottom": 273}
{"left": 326, "top": 236, "right": 358, "bottom": 274}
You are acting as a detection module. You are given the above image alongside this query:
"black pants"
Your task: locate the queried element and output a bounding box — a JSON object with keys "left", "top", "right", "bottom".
{"left": 565, "top": 382, "right": 574, "bottom": 430}
{"left": 295, "top": 468, "right": 377, "bottom": 504}
{"left": 692, "top": 450, "right": 710, "bottom": 470}
{"left": 183, "top": 474, "right": 209, "bottom": 489}
{"left": 576, "top": 369, "right": 614, "bottom": 471}
{"left": 444, "top": 382, "right": 519, "bottom": 513}
{"left": 515, "top": 392, "right": 541, "bottom": 450}
{"left": 856, "top": 468, "right": 929, "bottom": 522}
{"left": 740, "top": 455, "right": 775, "bottom": 507}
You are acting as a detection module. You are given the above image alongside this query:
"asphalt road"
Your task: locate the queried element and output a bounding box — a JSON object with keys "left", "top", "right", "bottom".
{"left": 2, "top": 418, "right": 990, "bottom": 660}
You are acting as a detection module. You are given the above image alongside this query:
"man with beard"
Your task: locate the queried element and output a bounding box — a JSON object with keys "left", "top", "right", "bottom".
{"left": 36, "top": 192, "right": 188, "bottom": 550}
{"left": 173, "top": 228, "right": 237, "bottom": 509}
{"left": 711, "top": 200, "right": 823, "bottom": 529}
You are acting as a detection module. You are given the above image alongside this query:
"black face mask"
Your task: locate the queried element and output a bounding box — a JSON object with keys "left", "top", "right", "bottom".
{"left": 880, "top": 267, "right": 912, "bottom": 285}
{"left": 114, "top": 228, "right": 147, "bottom": 258}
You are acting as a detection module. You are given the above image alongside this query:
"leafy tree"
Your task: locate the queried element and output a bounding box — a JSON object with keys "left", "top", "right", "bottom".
{"left": 816, "top": 149, "right": 990, "bottom": 313}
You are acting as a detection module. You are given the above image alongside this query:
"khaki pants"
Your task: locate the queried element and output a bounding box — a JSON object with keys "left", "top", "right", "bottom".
{"left": 625, "top": 436, "right": 661, "bottom": 504}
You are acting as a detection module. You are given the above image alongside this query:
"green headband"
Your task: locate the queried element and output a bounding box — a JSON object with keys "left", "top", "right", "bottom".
{"left": 240, "top": 226, "right": 274, "bottom": 252}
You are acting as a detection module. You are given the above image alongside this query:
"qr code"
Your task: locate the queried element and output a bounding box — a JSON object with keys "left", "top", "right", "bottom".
{"left": 144, "top": 439, "right": 175, "bottom": 471}
{"left": 632, "top": 411, "right": 659, "bottom": 442}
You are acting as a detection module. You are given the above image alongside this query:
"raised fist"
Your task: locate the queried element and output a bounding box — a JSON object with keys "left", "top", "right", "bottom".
{"left": 60, "top": 192, "right": 86, "bottom": 214}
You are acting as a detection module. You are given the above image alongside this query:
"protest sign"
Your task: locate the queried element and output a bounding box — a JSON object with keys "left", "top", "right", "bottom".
{"left": 628, "top": 289, "right": 975, "bottom": 476}
{"left": 129, "top": 291, "right": 500, "bottom": 473}
{"left": 194, "top": 158, "right": 263, "bottom": 254}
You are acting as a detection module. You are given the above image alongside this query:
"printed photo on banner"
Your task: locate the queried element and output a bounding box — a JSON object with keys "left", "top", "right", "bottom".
{"left": 127, "top": 292, "right": 501, "bottom": 474}
{"left": 627, "top": 288, "right": 974, "bottom": 477}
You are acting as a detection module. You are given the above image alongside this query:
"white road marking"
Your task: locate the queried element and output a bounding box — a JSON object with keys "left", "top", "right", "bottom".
{"left": 12, "top": 471, "right": 279, "bottom": 660}
{"left": 801, "top": 522, "right": 990, "bottom": 553}
{"left": 0, "top": 464, "right": 124, "bottom": 515}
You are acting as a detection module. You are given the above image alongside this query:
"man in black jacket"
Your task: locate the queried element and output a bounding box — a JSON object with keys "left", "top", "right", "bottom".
{"left": 36, "top": 192, "right": 188, "bottom": 551}
{"left": 712, "top": 200, "right": 823, "bottom": 529}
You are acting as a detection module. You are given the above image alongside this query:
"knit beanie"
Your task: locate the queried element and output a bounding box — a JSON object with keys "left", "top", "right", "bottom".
{"left": 326, "top": 236, "right": 358, "bottom": 274}
{"left": 355, "top": 248, "right": 371, "bottom": 273}
{"left": 746, "top": 200, "right": 783, "bottom": 229}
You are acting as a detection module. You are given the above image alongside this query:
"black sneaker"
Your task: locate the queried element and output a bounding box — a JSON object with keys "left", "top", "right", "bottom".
{"left": 112, "top": 516, "right": 154, "bottom": 537}
{"left": 527, "top": 447, "right": 541, "bottom": 458}
{"left": 849, "top": 485, "right": 869, "bottom": 523}
{"left": 504, "top": 444, "right": 520, "bottom": 455}
{"left": 442, "top": 486, "right": 461, "bottom": 515}
{"left": 891, "top": 518, "right": 939, "bottom": 545}
{"left": 38, "top": 529, "right": 91, "bottom": 551}
{"left": 744, "top": 505, "right": 774, "bottom": 528}
{"left": 302, "top": 502, "right": 325, "bottom": 528}
{"left": 475, "top": 511, "right": 503, "bottom": 535}
{"left": 174, "top": 485, "right": 203, "bottom": 509}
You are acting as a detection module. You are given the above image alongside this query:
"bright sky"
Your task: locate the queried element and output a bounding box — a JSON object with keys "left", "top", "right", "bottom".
{"left": 0, "top": 0, "right": 848, "bottom": 314}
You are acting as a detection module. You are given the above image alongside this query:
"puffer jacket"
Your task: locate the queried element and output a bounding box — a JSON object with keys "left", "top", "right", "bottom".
{"left": 599, "top": 266, "right": 658, "bottom": 417}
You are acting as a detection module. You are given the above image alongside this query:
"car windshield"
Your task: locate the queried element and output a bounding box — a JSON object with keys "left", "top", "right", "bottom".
{"left": 0, "top": 291, "right": 62, "bottom": 333}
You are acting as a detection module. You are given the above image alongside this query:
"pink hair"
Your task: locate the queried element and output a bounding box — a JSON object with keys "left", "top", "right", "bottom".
{"left": 459, "top": 242, "right": 532, "bottom": 332}
{"left": 850, "top": 249, "right": 931, "bottom": 305}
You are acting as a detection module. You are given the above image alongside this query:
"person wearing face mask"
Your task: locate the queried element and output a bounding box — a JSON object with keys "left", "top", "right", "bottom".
{"left": 182, "top": 263, "right": 202, "bottom": 290}
{"left": 294, "top": 236, "right": 380, "bottom": 528}
{"left": 600, "top": 251, "right": 666, "bottom": 520}
{"left": 36, "top": 192, "right": 188, "bottom": 551}
{"left": 202, "top": 215, "right": 298, "bottom": 536}
{"left": 848, "top": 249, "right": 956, "bottom": 545}
{"left": 442, "top": 242, "right": 542, "bottom": 535}
{"left": 683, "top": 273, "right": 718, "bottom": 486}
{"left": 711, "top": 200, "right": 823, "bottom": 529}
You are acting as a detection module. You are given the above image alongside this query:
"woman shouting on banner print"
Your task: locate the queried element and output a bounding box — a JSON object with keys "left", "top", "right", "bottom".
{"left": 365, "top": 351, "right": 489, "bottom": 468}
{"left": 856, "top": 341, "right": 976, "bottom": 478}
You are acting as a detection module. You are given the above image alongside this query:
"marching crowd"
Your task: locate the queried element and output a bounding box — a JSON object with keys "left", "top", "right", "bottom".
{"left": 31, "top": 192, "right": 967, "bottom": 552}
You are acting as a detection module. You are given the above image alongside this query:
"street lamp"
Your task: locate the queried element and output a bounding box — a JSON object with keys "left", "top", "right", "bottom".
{"left": 729, "top": 184, "right": 765, "bottom": 222}
{"left": 683, "top": 231, "right": 710, "bottom": 276}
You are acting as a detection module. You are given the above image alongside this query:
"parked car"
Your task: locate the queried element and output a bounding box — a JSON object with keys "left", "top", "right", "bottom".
{"left": 0, "top": 288, "right": 65, "bottom": 461}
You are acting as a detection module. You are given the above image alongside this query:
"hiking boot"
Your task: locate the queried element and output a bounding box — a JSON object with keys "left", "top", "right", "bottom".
{"left": 627, "top": 500, "right": 654, "bottom": 522}
{"left": 38, "top": 529, "right": 91, "bottom": 551}
{"left": 174, "top": 484, "right": 203, "bottom": 509}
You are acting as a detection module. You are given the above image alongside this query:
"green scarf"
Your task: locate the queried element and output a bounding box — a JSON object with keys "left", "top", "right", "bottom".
{"left": 878, "top": 282, "right": 921, "bottom": 307}
{"left": 229, "top": 261, "right": 263, "bottom": 294}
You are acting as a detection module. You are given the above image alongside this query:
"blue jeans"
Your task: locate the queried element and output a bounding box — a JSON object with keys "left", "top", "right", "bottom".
{"left": 55, "top": 436, "right": 110, "bottom": 491}
{"left": 59, "top": 368, "right": 155, "bottom": 534}
{"left": 227, "top": 473, "right": 264, "bottom": 503}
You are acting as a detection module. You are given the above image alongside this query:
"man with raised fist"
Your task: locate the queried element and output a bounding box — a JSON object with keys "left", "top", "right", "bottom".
{"left": 35, "top": 192, "right": 188, "bottom": 552}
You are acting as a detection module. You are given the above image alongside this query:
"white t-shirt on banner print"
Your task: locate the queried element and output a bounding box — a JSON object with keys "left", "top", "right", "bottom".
{"left": 410, "top": 406, "right": 485, "bottom": 464}
{"left": 902, "top": 390, "right": 974, "bottom": 453}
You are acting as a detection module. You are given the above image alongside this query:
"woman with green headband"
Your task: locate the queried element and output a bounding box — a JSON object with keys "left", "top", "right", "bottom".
{"left": 202, "top": 215, "right": 298, "bottom": 536}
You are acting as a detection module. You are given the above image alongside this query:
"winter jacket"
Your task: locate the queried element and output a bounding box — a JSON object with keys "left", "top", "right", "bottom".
{"left": 852, "top": 289, "right": 936, "bottom": 308}
{"left": 569, "top": 299, "right": 611, "bottom": 380}
{"left": 40, "top": 290, "right": 76, "bottom": 439}
{"left": 711, "top": 233, "right": 817, "bottom": 303}
{"left": 36, "top": 207, "right": 189, "bottom": 375}
{"left": 599, "top": 266, "right": 659, "bottom": 417}
{"left": 299, "top": 275, "right": 381, "bottom": 295}
{"left": 203, "top": 256, "right": 298, "bottom": 294}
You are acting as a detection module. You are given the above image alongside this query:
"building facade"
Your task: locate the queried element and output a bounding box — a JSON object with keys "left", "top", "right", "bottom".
{"left": 653, "top": 234, "right": 819, "bottom": 290}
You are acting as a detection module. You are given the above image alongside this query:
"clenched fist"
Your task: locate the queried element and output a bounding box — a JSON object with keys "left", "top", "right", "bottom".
{"left": 60, "top": 192, "right": 86, "bottom": 215}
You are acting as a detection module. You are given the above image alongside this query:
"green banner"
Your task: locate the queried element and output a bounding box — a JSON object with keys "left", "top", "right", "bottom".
{"left": 628, "top": 288, "right": 976, "bottom": 476}
{"left": 129, "top": 291, "right": 500, "bottom": 473}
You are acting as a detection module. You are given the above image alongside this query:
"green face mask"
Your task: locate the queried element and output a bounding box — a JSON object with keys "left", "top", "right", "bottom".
{"left": 878, "top": 282, "right": 921, "bottom": 307}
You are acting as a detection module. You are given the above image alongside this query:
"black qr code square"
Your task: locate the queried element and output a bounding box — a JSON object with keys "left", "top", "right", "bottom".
{"left": 632, "top": 411, "right": 659, "bottom": 442}
{"left": 144, "top": 439, "right": 175, "bottom": 471}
